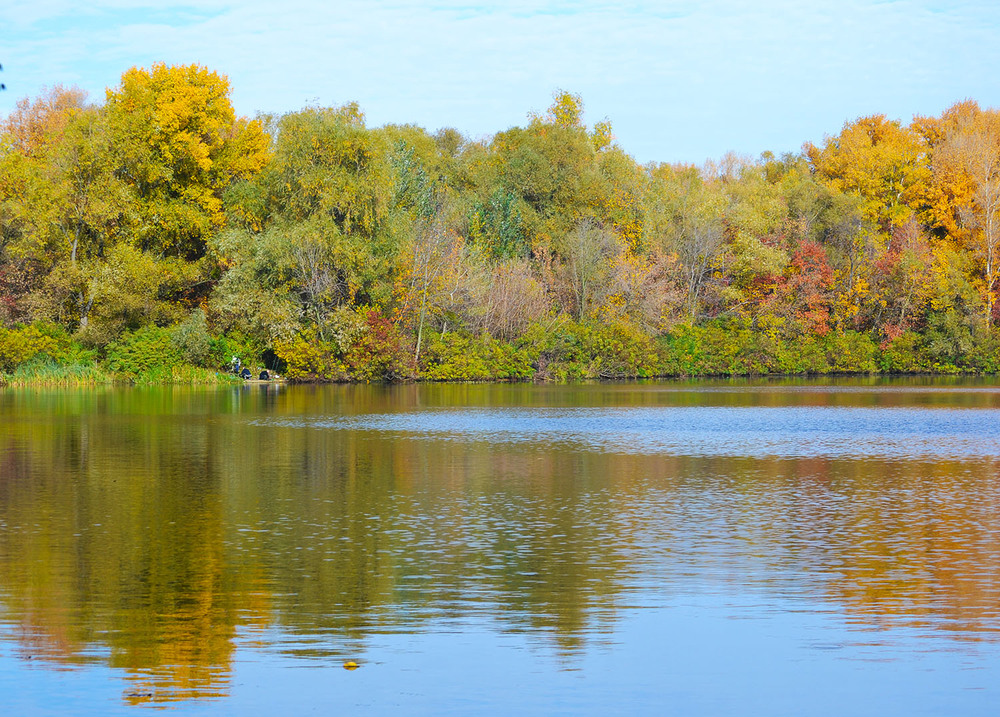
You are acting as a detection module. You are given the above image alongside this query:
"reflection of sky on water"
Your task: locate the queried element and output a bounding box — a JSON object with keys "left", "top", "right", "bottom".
{"left": 4, "top": 384, "right": 1000, "bottom": 714}
{"left": 251, "top": 406, "right": 1000, "bottom": 461}
{"left": 4, "top": 595, "right": 1000, "bottom": 717}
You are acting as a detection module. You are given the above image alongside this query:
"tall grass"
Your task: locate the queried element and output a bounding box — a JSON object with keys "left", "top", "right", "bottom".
{"left": 0, "top": 359, "right": 242, "bottom": 387}
{"left": 128, "top": 365, "right": 242, "bottom": 385}
{"left": 2, "top": 360, "right": 114, "bottom": 387}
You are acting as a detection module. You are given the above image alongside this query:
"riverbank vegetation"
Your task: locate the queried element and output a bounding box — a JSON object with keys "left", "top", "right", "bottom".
{"left": 3, "top": 63, "right": 1000, "bottom": 383}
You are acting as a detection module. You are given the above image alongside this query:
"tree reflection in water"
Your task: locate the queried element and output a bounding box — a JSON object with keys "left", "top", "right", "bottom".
{"left": 0, "top": 382, "right": 998, "bottom": 705}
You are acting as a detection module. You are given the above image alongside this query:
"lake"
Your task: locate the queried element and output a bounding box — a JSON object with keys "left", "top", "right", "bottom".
{"left": 1, "top": 379, "right": 999, "bottom": 715}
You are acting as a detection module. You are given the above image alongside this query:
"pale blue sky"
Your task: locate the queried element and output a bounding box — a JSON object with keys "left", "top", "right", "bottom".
{"left": 2, "top": 0, "right": 998, "bottom": 163}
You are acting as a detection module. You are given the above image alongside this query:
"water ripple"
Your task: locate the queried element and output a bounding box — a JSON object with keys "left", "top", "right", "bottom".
{"left": 249, "top": 406, "right": 1000, "bottom": 460}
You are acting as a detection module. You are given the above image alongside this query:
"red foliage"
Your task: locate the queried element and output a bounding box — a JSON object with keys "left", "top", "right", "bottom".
{"left": 785, "top": 239, "right": 834, "bottom": 335}
{"left": 345, "top": 308, "right": 416, "bottom": 381}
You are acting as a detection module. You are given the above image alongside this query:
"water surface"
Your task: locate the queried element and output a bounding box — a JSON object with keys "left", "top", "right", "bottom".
{"left": 1, "top": 379, "right": 999, "bottom": 714}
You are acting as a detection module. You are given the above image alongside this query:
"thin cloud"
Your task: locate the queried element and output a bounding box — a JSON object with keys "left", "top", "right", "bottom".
{"left": 2, "top": 0, "right": 998, "bottom": 163}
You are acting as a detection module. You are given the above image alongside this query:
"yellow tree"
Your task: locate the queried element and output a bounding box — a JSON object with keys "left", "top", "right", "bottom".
{"left": 931, "top": 108, "right": 1000, "bottom": 322}
{"left": 104, "top": 63, "right": 269, "bottom": 258}
{"left": 1, "top": 86, "right": 135, "bottom": 330}
{"left": 909, "top": 101, "right": 980, "bottom": 244}
{"left": 805, "top": 114, "right": 925, "bottom": 230}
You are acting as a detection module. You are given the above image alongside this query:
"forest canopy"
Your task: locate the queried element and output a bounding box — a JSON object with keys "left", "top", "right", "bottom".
{"left": 3, "top": 63, "right": 1000, "bottom": 383}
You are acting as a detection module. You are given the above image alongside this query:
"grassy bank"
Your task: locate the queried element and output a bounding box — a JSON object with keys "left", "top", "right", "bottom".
{"left": 1, "top": 359, "right": 242, "bottom": 388}
{"left": 4, "top": 317, "right": 1000, "bottom": 388}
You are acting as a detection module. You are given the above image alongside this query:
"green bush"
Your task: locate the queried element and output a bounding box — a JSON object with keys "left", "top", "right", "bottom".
{"left": 878, "top": 331, "right": 932, "bottom": 373}
{"left": 656, "top": 320, "right": 882, "bottom": 376}
{"left": 520, "top": 319, "right": 589, "bottom": 380}
{"left": 274, "top": 329, "right": 347, "bottom": 381}
{"left": 824, "top": 331, "right": 878, "bottom": 373}
{"left": 171, "top": 309, "right": 213, "bottom": 367}
{"left": 963, "top": 327, "right": 1000, "bottom": 373}
{"left": 657, "top": 323, "right": 705, "bottom": 376}
{"left": 209, "top": 331, "right": 265, "bottom": 371}
{"left": 105, "top": 326, "right": 183, "bottom": 377}
{"left": 420, "top": 332, "right": 535, "bottom": 381}
{"left": 924, "top": 309, "right": 974, "bottom": 368}
{"left": 585, "top": 319, "right": 659, "bottom": 378}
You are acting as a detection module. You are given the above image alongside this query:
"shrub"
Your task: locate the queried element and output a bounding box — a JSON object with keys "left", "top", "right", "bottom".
{"left": 0, "top": 323, "right": 75, "bottom": 372}
{"left": 105, "top": 326, "right": 183, "bottom": 377}
{"left": 878, "top": 331, "right": 932, "bottom": 373}
{"left": 657, "top": 323, "right": 705, "bottom": 376}
{"left": 171, "top": 309, "right": 213, "bottom": 367}
{"left": 824, "top": 331, "right": 878, "bottom": 373}
{"left": 345, "top": 308, "right": 416, "bottom": 381}
{"left": 209, "top": 331, "right": 265, "bottom": 371}
{"left": 274, "top": 329, "right": 347, "bottom": 381}
{"left": 420, "top": 332, "right": 535, "bottom": 381}
{"left": 585, "top": 319, "right": 659, "bottom": 378}
{"left": 964, "top": 327, "right": 1000, "bottom": 373}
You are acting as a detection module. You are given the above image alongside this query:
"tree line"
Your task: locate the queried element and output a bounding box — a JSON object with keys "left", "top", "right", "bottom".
{"left": 2, "top": 63, "right": 1000, "bottom": 382}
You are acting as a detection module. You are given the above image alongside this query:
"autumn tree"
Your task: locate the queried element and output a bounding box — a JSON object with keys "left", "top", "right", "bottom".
{"left": 806, "top": 114, "right": 925, "bottom": 230}
{"left": 104, "top": 63, "right": 269, "bottom": 259}
{"left": 0, "top": 86, "right": 134, "bottom": 332}
{"left": 646, "top": 163, "right": 728, "bottom": 320}
{"left": 843, "top": 219, "right": 932, "bottom": 340}
{"left": 214, "top": 104, "right": 398, "bottom": 342}
{"left": 779, "top": 238, "right": 834, "bottom": 335}
{"left": 928, "top": 108, "right": 1000, "bottom": 323}
{"left": 556, "top": 220, "right": 615, "bottom": 319}
{"left": 402, "top": 217, "right": 465, "bottom": 360}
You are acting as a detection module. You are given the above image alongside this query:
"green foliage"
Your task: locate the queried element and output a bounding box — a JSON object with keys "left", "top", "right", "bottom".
{"left": 208, "top": 226, "right": 303, "bottom": 344}
{"left": 878, "top": 331, "right": 933, "bottom": 373}
{"left": 390, "top": 139, "right": 436, "bottom": 219}
{"left": 171, "top": 308, "right": 212, "bottom": 366}
{"left": 518, "top": 318, "right": 657, "bottom": 380}
{"left": 208, "top": 330, "right": 265, "bottom": 371}
{"left": 236, "top": 104, "right": 391, "bottom": 234}
{"left": 925, "top": 309, "right": 976, "bottom": 367}
{"left": 469, "top": 189, "right": 528, "bottom": 260}
{"left": 585, "top": 319, "right": 659, "bottom": 378}
{"left": 657, "top": 319, "right": 879, "bottom": 376}
{"left": 219, "top": 105, "right": 400, "bottom": 312}
{"left": 964, "top": 328, "right": 1000, "bottom": 373}
{"left": 274, "top": 329, "right": 347, "bottom": 382}
{"left": 419, "top": 332, "right": 535, "bottom": 381}
{"left": 105, "top": 325, "right": 182, "bottom": 377}
{"left": 823, "top": 331, "right": 879, "bottom": 373}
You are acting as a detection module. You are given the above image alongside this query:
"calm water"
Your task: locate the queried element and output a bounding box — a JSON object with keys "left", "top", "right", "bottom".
{"left": 1, "top": 379, "right": 999, "bottom": 715}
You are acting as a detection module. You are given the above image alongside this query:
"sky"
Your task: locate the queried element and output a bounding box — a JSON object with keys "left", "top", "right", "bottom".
{"left": 2, "top": 0, "right": 999, "bottom": 164}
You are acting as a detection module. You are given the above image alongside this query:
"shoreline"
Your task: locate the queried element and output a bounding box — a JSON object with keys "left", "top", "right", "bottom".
{"left": 4, "top": 371, "right": 999, "bottom": 389}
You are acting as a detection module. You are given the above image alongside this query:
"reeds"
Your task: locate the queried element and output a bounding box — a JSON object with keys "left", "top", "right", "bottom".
{"left": 2, "top": 361, "right": 113, "bottom": 387}
{"left": 0, "top": 360, "right": 242, "bottom": 387}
